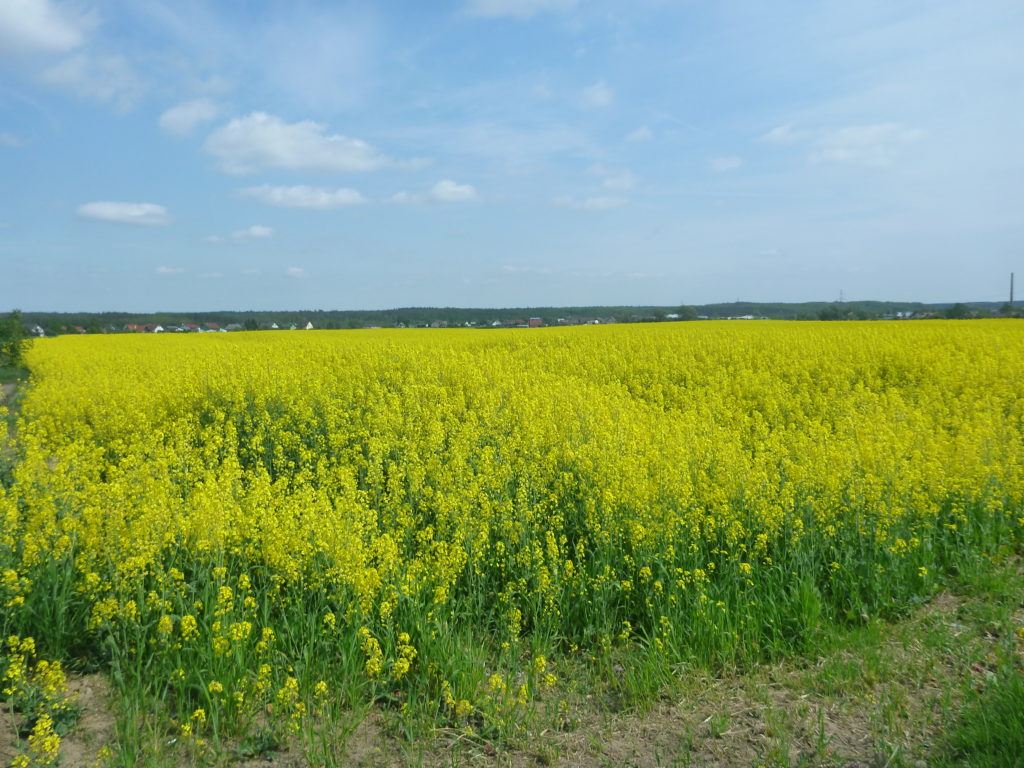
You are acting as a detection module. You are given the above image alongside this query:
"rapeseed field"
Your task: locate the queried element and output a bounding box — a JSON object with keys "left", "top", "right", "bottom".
{"left": 1, "top": 321, "right": 1022, "bottom": 764}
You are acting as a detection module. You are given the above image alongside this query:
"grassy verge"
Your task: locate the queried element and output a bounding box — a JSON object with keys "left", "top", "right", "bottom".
{"left": 0, "top": 366, "right": 27, "bottom": 486}
{"left": 4, "top": 558, "right": 1019, "bottom": 767}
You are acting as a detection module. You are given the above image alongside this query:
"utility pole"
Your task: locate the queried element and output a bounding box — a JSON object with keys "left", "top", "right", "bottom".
{"left": 1012, "top": 272, "right": 1015, "bottom": 307}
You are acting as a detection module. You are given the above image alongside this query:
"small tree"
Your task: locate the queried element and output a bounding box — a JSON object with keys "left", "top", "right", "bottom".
{"left": 0, "top": 310, "right": 33, "bottom": 368}
{"left": 945, "top": 303, "right": 970, "bottom": 319}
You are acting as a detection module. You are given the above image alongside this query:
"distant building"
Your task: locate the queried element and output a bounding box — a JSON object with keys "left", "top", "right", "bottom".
{"left": 304, "top": 322, "right": 314, "bottom": 330}
{"left": 528, "top": 317, "right": 543, "bottom": 328}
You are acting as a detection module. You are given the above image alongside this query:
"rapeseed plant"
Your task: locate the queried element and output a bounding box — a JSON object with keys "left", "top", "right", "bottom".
{"left": 0, "top": 321, "right": 1021, "bottom": 761}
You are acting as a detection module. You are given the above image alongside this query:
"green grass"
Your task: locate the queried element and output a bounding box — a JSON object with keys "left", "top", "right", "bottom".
{"left": 2, "top": 558, "right": 1021, "bottom": 766}
{"left": 927, "top": 560, "right": 1024, "bottom": 768}
{"left": 0, "top": 363, "right": 28, "bottom": 385}
{"left": 940, "top": 669, "right": 1024, "bottom": 767}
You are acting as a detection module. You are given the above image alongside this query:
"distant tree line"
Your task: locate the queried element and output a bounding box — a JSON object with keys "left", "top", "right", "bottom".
{"left": 8, "top": 300, "right": 1018, "bottom": 337}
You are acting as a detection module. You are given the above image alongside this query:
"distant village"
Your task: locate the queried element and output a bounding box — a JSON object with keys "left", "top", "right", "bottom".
{"left": 29, "top": 316, "right": 624, "bottom": 336}
{"left": 20, "top": 300, "right": 1017, "bottom": 338}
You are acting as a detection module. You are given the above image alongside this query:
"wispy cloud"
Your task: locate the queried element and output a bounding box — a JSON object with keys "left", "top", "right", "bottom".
{"left": 464, "top": 0, "right": 577, "bottom": 20}
{"left": 41, "top": 54, "right": 144, "bottom": 112}
{"left": 625, "top": 126, "right": 652, "bottom": 143}
{"left": 159, "top": 98, "right": 220, "bottom": 136}
{"left": 155, "top": 265, "right": 184, "bottom": 275}
{"left": 761, "top": 123, "right": 924, "bottom": 167}
{"left": 429, "top": 179, "right": 478, "bottom": 202}
{"left": 759, "top": 124, "right": 806, "bottom": 144}
{"left": 390, "top": 180, "right": 479, "bottom": 204}
{"left": 242, "top": 184, "right": 365, "bottom": 209}
{"left": 232, "top": 224, "right": 273, "bottom": 239}
{"left": 813, "top": 124, "right": 925, "bottom": 167}
{"left": 285, "top": 266, "right": 307, "bottom": 278}
{"left": 555, "top": 195, "right": 627, "bottom": 211}
{"left": 710, "top": 156, "right": 742, "bottom": 172}
{"left": 204, "top": 112, "right": 391, "bottom": 174}
{"left": 0, "top": 0, "right": 90, "bottom": 55}
{"left": 0, "top": 132, "right": 25, "bottom": 148}
{"left": 207, "top": 224, "right": 274, "bottom": 243}
{"left": 590, "top": 164, "right": 636, "bottom": 191}
{"left": 581, "top": 80, "right": 614, "bottom": 108}
{"left": 78, "top": 201, "right": 170, "bottom": 226}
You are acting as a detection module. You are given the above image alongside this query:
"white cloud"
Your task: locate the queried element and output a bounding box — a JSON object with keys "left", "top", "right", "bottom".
{"left": 285, "top": 266, "right": 307, "bottom": 278}
{"left": 464, "top": 0, "right": 577, "bottom": 19}
{"left": 581, "top": 81, "right": 614, "bottom": 108}
{"left": 0, "top": 133, "right": 25, "bottom": 148}
{"left": 501, "top": 264, "right": 552, "bottom": 275}
{"left": 78, "top": 201, "right": 170, "bottom": 226}
{"left": 625, "top": 126, "right": 652, "bottom": 143}
{"left": 389, "top": 180, "right": 479, "bottom": 204}
{"left": 207, "top": 224, "right": 274, "bottom": 243}
{"left": 437, "top": 121, "right": 595, "bottom": 170}
{"left": 155, "top": 266, "right": 184, "bottom": 275}
{"left": 761, "top": 122, "right": 924, "bottom": 167}
{"left": 0, "top": 0, "right": 88, "bottom": 55}
{"left": 710, "top": 156, "right": 742, "bottom": 172}
{"left": 41, "top": 54, "right": 144, "bottom": 111}
{"left": 204, "top": 112, "right": 390, "bottom": 174}
{"left": 242, "top": 184, "right": 365, "bottom": 209}
{"left": 555, "top": 195, "right": 627, "bottom": 211}
{"left": 159, "top": 98, "right": 220, "bottom": 136}
{"left": 590, "top": 164, "right": 636, "bottom": 191}
{"left": 232, "top": 224, "right": 273, "bottom": 239}
{"left": 760, "top": 124, "right": 804, "bottom": 144}
{"left": 388, "top": 191, "right": 419, "bottom": 204}
{"left": 813, "top": 123, "right": 925, "bottom": 167}
{"left": 430, "top": 179, "right": 478, "bottom": 202}
{"left": 198, "top": 271, "right": 223, "bottom": 279}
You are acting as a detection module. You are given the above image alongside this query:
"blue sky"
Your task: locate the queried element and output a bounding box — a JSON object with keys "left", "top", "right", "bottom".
{"left": 1, "top": 0, "right": 1022, "bottom": 311}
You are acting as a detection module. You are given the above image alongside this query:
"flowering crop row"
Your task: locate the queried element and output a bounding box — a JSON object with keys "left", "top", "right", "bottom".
{"left": 1, "top": 321, "right": 1022, "bottom": 760}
